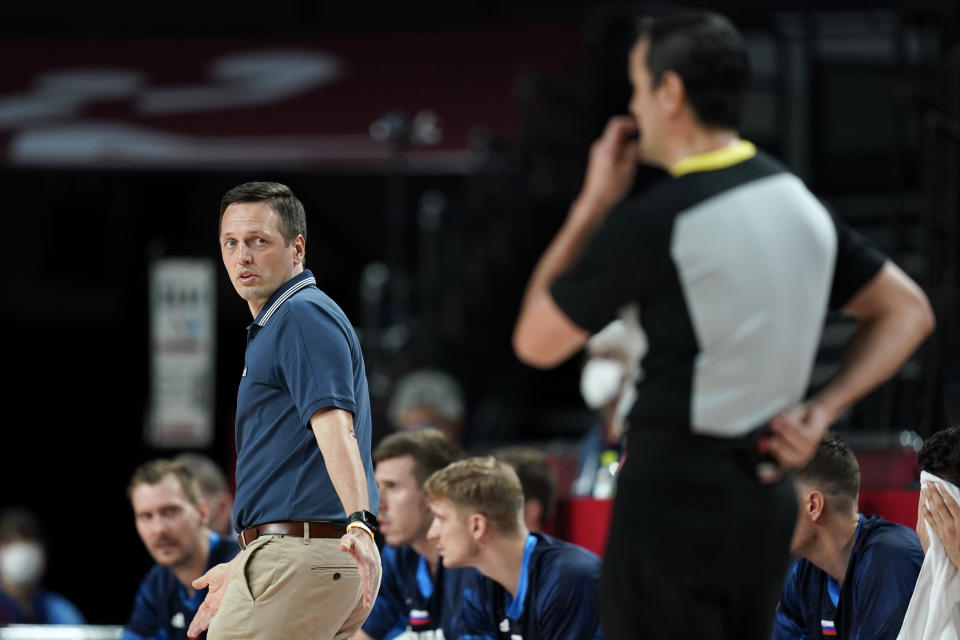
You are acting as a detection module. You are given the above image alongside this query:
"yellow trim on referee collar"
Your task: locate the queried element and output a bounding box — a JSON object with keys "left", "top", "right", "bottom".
{"left": 669, "top": 139, "right": 757, "bottom": 177}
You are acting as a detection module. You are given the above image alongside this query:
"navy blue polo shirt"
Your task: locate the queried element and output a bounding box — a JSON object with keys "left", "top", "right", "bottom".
{"left": 121, "top": 531, "right": 239, "bottom": 640}
{"left": 233, "top": 270, "right": 378, "bottom": 530}
{"left": 362, "top": 545, "right": 479, "bottom": 639}
{"left": 460, "top": 533, "right": 603, "bottom": 640}
{"left": 771, "top": 514, "right": 923, "bottom": 640}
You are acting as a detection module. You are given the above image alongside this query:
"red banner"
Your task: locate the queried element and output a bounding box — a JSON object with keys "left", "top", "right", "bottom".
{"left": 0, "top": 27, "right": 580, "bottom": 170}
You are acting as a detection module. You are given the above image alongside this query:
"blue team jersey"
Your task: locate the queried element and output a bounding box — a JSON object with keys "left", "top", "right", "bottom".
{"left": 460, "top": 533, "right": 603, "bottom": 640}
{"left": 0, "top": 588, "right": 85, "bottom": 625}
{"left": 771, "top": 514, "right": 923, "bottom": 640}
{"left": 362, "top": 545, "right": 479, "bottom": 639}
{"left": 121, "top": 531, "right": 240, "bottom": 640}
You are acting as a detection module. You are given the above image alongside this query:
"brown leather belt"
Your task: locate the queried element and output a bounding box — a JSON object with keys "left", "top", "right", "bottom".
{"left": 238, "top": 520, "right": 346, "bottom": 550}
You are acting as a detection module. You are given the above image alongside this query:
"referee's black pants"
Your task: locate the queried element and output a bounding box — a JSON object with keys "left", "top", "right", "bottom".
{"left": 599, "top": 429, "right": 797, "bottom": 640}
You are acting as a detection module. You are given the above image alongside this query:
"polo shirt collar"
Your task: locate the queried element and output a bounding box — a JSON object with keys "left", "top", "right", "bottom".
{"left": 252, "top": 269, "right": 317, "bottom": 328}
{"left": 669, "top": 139, "right": 757, "bottom": 177}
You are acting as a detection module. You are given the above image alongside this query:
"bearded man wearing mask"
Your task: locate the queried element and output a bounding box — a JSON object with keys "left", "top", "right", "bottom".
{"left": 571, "top": 309, "right": 646, "bottom": 498}
{"left": 0, "top": 507, "right": 85, "bottom": 625}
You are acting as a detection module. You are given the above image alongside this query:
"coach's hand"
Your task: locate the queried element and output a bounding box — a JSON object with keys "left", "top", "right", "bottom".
{"left": 188, "top": 557, "right": 238, "bottom": 638}
{"left": 341, "top": 528, "right": 381, "bottom": 610}
{"left": 758, "top": 402, "right": 834, "bottom": 483}
{"left": 577, "top": 116, "right": 640, "bottom": 220}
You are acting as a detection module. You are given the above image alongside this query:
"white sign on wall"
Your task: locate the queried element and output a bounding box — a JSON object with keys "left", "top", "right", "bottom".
{"left": 146, "top": 258, "right": 217, "bottom": 448}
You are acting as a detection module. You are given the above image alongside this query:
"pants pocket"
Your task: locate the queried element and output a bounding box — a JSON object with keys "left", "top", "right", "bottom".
{"left": 244, "top": 538, "right": 280, "bottom": 602}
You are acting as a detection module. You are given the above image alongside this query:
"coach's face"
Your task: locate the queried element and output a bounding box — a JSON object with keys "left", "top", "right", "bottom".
{"left": 131, "top": 474, "right": 208, "bottom": 570}
{"left": 376, "top": 455, "right": 433, "bottom": 549}
{"left": 220, "top": 201, "right": 304, "bottom": 318}
{"left": 426, "top": 499, "right": 478, "bottom": 569}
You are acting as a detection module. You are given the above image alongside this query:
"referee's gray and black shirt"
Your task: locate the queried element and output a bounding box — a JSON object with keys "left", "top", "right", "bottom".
{"left": 551, "top": 141, "right": 886, "bottom": 439}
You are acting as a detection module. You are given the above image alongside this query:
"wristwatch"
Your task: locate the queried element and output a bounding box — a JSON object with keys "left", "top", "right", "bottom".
{"left": 346, "top": 510, "right": 379, "bottom": 535}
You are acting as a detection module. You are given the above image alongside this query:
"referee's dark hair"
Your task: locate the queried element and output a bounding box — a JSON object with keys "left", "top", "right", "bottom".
{"left": 918, "top": 425, "right": 960, "bottom": 487}
{"left": 795, "top": 432, "right": 861, "bottom": 512}
{"left": 636, "top": 9, "right": 749, "bottom": 130}
{"left": 219, "top": 181, "right": 308, "bottom": 263}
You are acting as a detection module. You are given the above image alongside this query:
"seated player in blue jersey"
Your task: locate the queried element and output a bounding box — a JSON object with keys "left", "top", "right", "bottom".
{"left": 122, "top": 459, "right": 239, "bottom": 640}
{"left": 352, "top": 427, "right": 475, "bottom": 640}
{"left": 0, "top": 507, "right": 85, "bottom": 625}
{"left": 424, "top": 457, "right": 602, "bottom": 640}
{"left": 771, "top": 433, "right": 924, "bottom": 640}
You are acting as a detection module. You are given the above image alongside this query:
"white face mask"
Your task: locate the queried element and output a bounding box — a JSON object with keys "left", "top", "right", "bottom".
{"left": 0, "top": 542, "right": 45, "bottom": 585}
{"left": 580, "top": 358, "right": 626, "bottom": 409}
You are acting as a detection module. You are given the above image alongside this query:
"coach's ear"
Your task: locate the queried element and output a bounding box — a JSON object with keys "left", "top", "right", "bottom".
{"left": 468, "top": 513, "right": 488, "bottom": 541}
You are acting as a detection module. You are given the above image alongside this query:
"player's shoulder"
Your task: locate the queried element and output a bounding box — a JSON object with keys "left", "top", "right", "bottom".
{"left": 531, "top": 534, "right": 601, "bottom": 577}
{"left": 859, "top": 515, "right": 922, "bottom": 552}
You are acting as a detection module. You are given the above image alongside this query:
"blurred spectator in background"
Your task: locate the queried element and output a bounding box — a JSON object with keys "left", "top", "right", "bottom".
{"left": 174, "top": 453, "right": 235, "bottom": 537}
{"left": 123, "top": 459, "right": 239, "bottom": 640}
{"left": 355, "top": 427, "right": 475, "bottom": 640}
{"left": 425, "top": 457, "right": 602, "bottom": 639}
{"left": 388, "top": 368, "right": 467, "bottom": 451}
{"left": 0, "top": 507, "right": 84, "bottom": 625}
{"left": 492, "top": 446, "right": 557, "bottom": 533}
{"left": 570, "top": 311, "right": 645, "bottom": 498}
{"left": 771, "top": 433, "right": 923, "bottom": 640}
{"left": 896, "top": 425, "right": 960, "bottom": 639}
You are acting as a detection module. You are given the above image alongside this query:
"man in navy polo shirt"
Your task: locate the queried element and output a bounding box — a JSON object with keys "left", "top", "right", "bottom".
{"left": 187, "top": 182, "right": 381, "bottom": 640}
{"left": 123, "top": 459, "right": 239, "bottom": 640}
{"left": 771, "top": 433, "right": 923, "bottom": 639}
{"left": 424, "top": 457, "right": 603, "bottom": 640}
{"left": 355, "top": 428, "right": 477, "bottom": 640}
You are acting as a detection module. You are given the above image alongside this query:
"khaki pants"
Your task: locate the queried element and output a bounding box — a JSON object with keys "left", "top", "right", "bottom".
{"left": 208, "top": 534, "right": 381, "bottom": 640}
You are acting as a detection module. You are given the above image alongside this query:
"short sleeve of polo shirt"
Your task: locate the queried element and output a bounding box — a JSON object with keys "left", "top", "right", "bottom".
{"left": 276, "top": 302, "right": 357, "bottom": 426}
{"left": 828, "top": 214, "right": 887, "bottom": 310}
{"left": 551, "top": 193, "right": 675, "bottom": 334}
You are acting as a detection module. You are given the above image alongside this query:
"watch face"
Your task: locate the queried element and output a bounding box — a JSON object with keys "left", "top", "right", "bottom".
{"left": 350, "top": 510, "right": 378, "bottom": 528}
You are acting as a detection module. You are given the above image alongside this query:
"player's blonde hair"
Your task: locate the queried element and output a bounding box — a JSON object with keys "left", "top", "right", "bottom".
{"left": 424, "top": 456, "right": 524, "bottom": 534}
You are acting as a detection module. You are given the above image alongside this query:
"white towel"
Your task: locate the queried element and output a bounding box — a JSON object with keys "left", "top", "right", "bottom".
{"left": 895, "top": 471, "right": 960, "bottom": 640}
